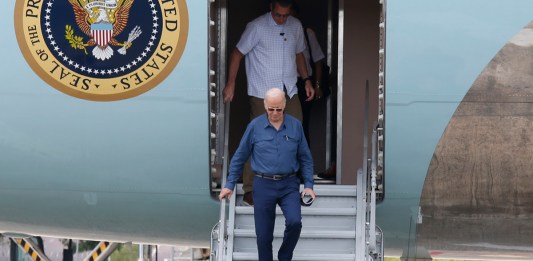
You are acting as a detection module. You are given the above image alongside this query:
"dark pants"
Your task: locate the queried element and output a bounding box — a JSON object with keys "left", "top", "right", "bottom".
{"left": 297, "top": 78, "right": 312, "bottom": 145}
{"left": 298, "top": 78, "right": 338, "bottom": 162}
{"left": 253, "top": 175, "right": 302, "bottom": 261}
{"left": 330, "top": 85, "right": 337, "bottom": 161}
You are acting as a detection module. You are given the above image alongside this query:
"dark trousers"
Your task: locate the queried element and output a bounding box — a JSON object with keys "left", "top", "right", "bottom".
{"left": 253, "top": 175, "right": 302, "bottom": 261}
{"left": 297, "top": 78, "right": 312, "bottom": 145}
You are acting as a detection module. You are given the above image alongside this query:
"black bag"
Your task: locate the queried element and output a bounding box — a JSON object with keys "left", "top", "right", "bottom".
{"left": 304, "top": 29, "right": 331, "bottom": 98}
{"left": 316, "top": 61, "right": 331, "bottom": 98}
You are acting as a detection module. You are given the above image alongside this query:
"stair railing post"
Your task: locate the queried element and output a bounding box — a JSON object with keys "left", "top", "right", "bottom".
{"left": 356, "top": 168, "right": 367, "bottom": 261}
{"left": 359, "top": 80, "right": 371, "bottom": 260}
{"left": 368, "top": 126, "right": 378, "bottom": 254}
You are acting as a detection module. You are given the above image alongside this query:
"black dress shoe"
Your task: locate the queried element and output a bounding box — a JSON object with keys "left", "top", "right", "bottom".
{"left": 318, "top": 165, "right": 336, "bottom": 180}
{"left": 242, "top": 192, "right": 253, "bottom": 206}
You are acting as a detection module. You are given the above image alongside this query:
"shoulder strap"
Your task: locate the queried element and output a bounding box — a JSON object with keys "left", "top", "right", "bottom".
{"left": 303, "top": 28, "right": 315, "bottom": 63}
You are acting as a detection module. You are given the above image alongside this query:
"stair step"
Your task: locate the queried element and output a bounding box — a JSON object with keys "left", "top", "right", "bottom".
{"left": 233, "top": 229, "right": 357, "bottom": 254}
{"left": 236, "top": 184, "right": 357, "bottom": 196}
{"left": 233, "top": 238, "right": 356, "bottom": 256}
{"left": 227, "top": 184, "right": 362, "bottom": 261}
{"left": 232, "top": 252, "right": 356, "bottom": 261}
{"left": 235, "top": 213, "right": 356, "bottom": 231}
{"left": 314, "top": 178, "right": 336, "bottom": 185}
{"left": 235, "top": 207, "right": 356, "bottom": 216}
{"left": 235, "top": 185, "right": 357, "bottom": 208}
{"left": 233, "top": 229, "right": 356, "bottom": 238}
{"left": 234, "top": 198, "right": 357, "bottom": 208}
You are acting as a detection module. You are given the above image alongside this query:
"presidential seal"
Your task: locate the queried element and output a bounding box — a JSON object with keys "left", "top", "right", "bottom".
{"left": 15, "top": 0, "right": 188, "bottom": 101}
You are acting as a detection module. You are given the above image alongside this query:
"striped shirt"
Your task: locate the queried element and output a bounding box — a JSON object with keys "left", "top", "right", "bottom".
{"left": 236, "top": 12, "right": 306, "bottom": 99}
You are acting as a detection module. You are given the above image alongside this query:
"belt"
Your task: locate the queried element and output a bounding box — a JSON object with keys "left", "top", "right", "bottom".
{"left": 254, "top": 172, "right": 297, "bottom": 181}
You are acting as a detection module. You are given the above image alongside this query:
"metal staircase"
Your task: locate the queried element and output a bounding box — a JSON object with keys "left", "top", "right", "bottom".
{"left": 234, "top": 185, "right": 359, "bottom": 261}
{"left": 212, "top": 134, "right": 384, "bottom": 261}
{"left": 212, "top": 177, "right": 383, "bottom": 260}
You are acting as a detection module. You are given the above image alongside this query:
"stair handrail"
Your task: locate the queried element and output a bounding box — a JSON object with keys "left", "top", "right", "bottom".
{"left": 355, "top": 167, "right": 367, "bottom": 261}
{"left": 368, "top": 124, "right": 378, "bottom": 254}
{"left": 355, "top": 81, "right": 371, "bottom": 260}
{"left": 215, "top": 102, "right": 231, "bottom": 261}
{"left": 357, "top": 80, "right": 382, "bottom": 260}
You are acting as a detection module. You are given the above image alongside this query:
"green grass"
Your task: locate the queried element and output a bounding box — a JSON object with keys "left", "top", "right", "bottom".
{"left": 109, "top": 243, "right": 139, "bottom": 261}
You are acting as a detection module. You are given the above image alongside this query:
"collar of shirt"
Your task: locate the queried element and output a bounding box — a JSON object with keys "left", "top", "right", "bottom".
{"left": 260, "top": 113, "right": 286, "bottom": 130}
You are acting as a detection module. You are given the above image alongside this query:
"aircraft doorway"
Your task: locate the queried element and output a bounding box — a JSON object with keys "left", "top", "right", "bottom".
{"left": 211, "top": 0, "right": 383, "bottom": 190}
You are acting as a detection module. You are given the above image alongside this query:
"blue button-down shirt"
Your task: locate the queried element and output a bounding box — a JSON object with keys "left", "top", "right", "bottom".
{"left": 225, "top": 114, "right": 314, "bottom": 190}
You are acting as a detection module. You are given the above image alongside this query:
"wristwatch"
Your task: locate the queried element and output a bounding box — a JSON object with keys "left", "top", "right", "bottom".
{"left": 303, "top": 76, "right": 312, "bottom": 83}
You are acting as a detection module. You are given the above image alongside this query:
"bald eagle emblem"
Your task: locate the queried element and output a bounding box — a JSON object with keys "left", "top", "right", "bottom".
{"left": 66, "top": 0, "right": 142, "bottom": 60}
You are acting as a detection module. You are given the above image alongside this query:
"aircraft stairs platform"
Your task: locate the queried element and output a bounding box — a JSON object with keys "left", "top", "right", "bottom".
{"left": 211, "top": 168, "right": 384, "bottom": 261}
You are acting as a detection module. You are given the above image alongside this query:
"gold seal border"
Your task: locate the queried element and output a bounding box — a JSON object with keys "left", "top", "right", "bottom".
{"left": 14, "top": 0, "right": 189, "bottom": 101}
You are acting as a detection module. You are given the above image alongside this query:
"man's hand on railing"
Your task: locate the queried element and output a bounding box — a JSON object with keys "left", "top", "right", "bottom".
{"left": 219, "top": 188, "right": 233, "bottom": 200}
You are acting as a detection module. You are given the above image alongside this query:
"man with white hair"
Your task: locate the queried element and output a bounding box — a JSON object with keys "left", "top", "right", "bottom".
{"left": 220, "top": 88, "right": 316, "bottom": 261}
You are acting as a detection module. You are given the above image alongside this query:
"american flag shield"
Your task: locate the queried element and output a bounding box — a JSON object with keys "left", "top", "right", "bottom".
{"left": 91, "top": 23, "right": 113, "bottom": 46}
